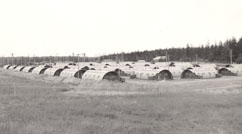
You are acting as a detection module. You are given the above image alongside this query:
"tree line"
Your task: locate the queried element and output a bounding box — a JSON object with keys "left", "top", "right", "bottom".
{"left": 1, "top": 37, "right": 242, "bottom": 67}
{"left": 101, "top": 37, "right": 242, "bottom": 64}
{"left": 0, "top": 56, "right": 98, "bottom": 66}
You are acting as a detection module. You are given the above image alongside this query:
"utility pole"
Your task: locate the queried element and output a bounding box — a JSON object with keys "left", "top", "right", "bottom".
{"left": 27, "top": 55, "right": 29, "bottom": 66}
{"left": 196, "top": 54, "right": 198, "bottom": 64}
{"left": 33, "top": 54, "right": 36, "bottom": 65}
{"left": 77, "top": 53, "right": 80, "bottom": 78}
{"left": 83, "top": 53, "right": 86, "bottom": 66}
{"left": 20, "top": 56, "right": 22, "bottom": 65}
{"left": 7, "top": 56, "right": 9, "bottom": 65}
{"left": 56, "top": 53, "right": 58, "bottom": 63}
{"left": 122, "top": 52, "right": 124, "bottom": 62}
{"left": 116, "top": 54, "right": 118, "bottom": 64}
{"left": 230, "top": 49, "right": 233, "bottom": 64}
{"left": 72, "top": 52, "right": 75, "bottom": 62}
{"left": 24, "top": 56, "right": 26, "bottom": 66}
{"left": 1, "top": 55, "right": 3, "bottom": 67}
{"left": 11, "top": 53, "right": 14, "bottom": 65}
{"left": 166, "top": 51, "right": 168, "bottom": 68}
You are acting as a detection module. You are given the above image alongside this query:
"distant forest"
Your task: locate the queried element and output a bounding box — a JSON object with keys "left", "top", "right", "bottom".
{"left": 101, "top": 37, "right": 242, "bottom": 64}
{"left": 1, "top": 37, "right": 242, "bottom": 66}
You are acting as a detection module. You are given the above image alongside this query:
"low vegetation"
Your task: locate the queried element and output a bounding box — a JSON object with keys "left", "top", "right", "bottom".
{"left": 0, "top": 72, "right": 242, "bottom": 134}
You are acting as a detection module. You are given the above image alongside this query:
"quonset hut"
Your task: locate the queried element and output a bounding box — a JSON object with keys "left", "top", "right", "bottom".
{"left": 14, "top": 66, "right": 25, "bottom": 72}
{"left": 60, "top": 69, "right": 87, "bottom": 79}
{"left": 22, "top": 66, "right": 36, "bottom": 73}
{"left": 8, "top": 65, "right": 18, "bottom": 70}
{"left": 82, "top": 70, "right": 121, "bottom": 81}
{"left": 130, "top": 67, "right": 182, "bottom": 80}
{"left": 32, "top": 66, "right": 50, "bottom": 75}
{"left": 156, "top": 70, "right": 173, "bottom": 80}
{"left": 43, "top": 67, "right": 65, "bottom": 76}
{"left": 3, "top": 65, "right": 11, "bottom": 69}
{"left": 218, "top": 64, "right": 242, "bottom": 76}
{"left": 132, "top": 70, "right": 158, "bottom": 80}
{"left": 181, "top": 67, "right": 219, "bottom": 79}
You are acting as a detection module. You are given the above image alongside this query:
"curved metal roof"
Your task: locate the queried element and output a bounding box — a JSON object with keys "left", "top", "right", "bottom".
{"left": 32, "top": 66, "right": 48, "bottom": 74}
{"left": 182, "top": 67, "right": 218, "bottom": 79}
{"left": 60, "top": 69, "right": 87, "bottom": 78}
{"left": 8, "top": 65, "right": 18, "bottom": 70}
{"left": 14, "top": 66, "right": 25, "bottom": 72}
{"left": 82, "top": 70, "right": 120, "bottom": 81}
{"left": 3, "top": 64, "right": 11, "bottom": 69}
{"left": 134, "top": 70, "right": 159, "bottom": 80}
{"left": 23, "top": 66, "right": 36, "bottom": 73}
{"left": 219, "top": 67, "right": 242, "bottom": 76}
{"left": 44, "top": 67, "right": 65, "bottom": 76}
{"left": 59, "top": 69, "right": 77, "bottom": 77}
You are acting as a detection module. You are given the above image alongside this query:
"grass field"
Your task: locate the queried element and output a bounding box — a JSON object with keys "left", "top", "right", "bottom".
{"left": 0, "top": 69, "right": 242, "bottom": 134}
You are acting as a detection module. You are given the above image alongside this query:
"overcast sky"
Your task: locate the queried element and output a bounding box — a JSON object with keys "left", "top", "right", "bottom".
{"left": 0, "top": 0, "right": 242, "bottom": 57}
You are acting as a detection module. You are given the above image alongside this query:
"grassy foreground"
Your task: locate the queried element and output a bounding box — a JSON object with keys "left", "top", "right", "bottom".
{"left": 0, "top": 72, "right": 242, "bottom": 134}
